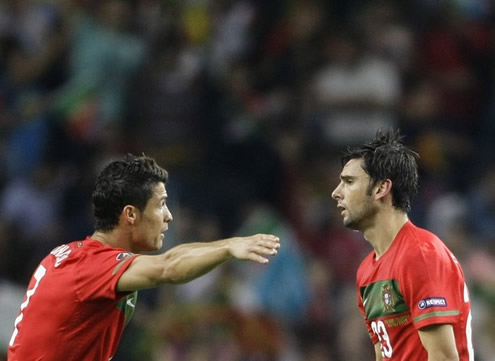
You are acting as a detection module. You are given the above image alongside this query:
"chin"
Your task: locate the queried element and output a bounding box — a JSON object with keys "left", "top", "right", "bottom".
{"left": 344, "top": 218, "right": 360, "bottom": 231}
{"left": 151, "top": 236, "right": 163, "bottom": 251}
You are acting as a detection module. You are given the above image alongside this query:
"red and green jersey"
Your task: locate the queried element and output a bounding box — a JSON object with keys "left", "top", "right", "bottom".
{"left": 8, "top": 237, "right": 139, "bottom": 361}
{"left": 356, "top": 222, "right": 474, "bottom": 360}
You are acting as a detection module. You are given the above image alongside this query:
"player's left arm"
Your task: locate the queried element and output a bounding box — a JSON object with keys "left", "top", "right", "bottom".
{"left": 373, "top": 342, "right": 383, "bottom": 361}
{"left": 418, "top": 324, "right": 459, "bottom": 361}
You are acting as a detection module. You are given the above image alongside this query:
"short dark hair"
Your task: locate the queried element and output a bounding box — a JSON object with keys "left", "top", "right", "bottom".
{"left": 92, "top": 154, "right": 169, "bottom": 232}
{"left": 341, "top": 129, "right": 419, "bottom": 213}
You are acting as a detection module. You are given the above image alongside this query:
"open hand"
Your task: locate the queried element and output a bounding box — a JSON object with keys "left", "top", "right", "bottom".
{"left": 228, "top": 234, "right": 280, "bottom": 264}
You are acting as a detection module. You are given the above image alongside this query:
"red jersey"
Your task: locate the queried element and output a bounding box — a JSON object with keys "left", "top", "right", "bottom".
{"left": 8, "top": 237, "right": 139, "bottom": 361}
{"left": 356, "top": 222, "right": 474, "bottom": 361}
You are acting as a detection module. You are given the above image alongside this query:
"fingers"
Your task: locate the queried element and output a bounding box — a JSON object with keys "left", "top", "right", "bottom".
{"left": 250, "top": 254, "right": 270, "bottom": 264}
{"left": 257, "top": 234, "right": 280, "bottom": 242}
{"left": 253, "top": 245, "right": 278, "bottom": 256}
{"left": 249, "top": 234, "right": 280, "bottom": 264}
{"left": 229, "top": 234, "right": 280, "bottom": 264}
{"left": 255, "top": 234, "right": 280, "bottom": 249}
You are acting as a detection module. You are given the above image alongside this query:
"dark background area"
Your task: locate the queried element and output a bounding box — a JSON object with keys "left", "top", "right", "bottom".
{"left": 1, "top": 0, "right": 494, "bottom": 360}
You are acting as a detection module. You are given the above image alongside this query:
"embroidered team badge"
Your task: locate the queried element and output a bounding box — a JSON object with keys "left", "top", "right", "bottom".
{"left": 382, "top": 284, "right": 395, "bottom": 312}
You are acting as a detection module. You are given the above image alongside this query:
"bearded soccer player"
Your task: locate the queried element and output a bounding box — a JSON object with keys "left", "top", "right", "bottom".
{"left": 8, "top": 154, "right": 280, "bottom": 361}
{"left": 331, "top": 130, "right": 474, "bottom": 361}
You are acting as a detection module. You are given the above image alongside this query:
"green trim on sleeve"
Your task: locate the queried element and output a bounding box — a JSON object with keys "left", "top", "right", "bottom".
{"left": 413, "top": 310, "right": 460, "bottom": 323}
{"left": 112, "top": 254, "right": 135, "bottom": 275}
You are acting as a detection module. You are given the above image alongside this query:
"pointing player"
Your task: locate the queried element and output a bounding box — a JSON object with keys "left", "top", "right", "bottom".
{"left": 331, "top": 130, "right": 473, "bottom": 361}
{"left": 8, "top": 154, "right": 280, "bottom": 361}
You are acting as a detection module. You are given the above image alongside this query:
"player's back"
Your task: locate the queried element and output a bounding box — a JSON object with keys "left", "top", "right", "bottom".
{"left": 8, "top": 239, "right": 137, "bottom": 361}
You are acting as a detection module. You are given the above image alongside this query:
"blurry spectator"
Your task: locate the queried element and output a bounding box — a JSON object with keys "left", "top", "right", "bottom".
{"left": 417, "top": 4, "right": 489, "bottom": 135}
{"left": 399, "top": 77, "right": 474, "bottom": 191}
{"left": 425, "top": 192, "right": 468, "bottom": 244}
{"left": 356, "top": 1, "right": 415, "bottom": 70}
{"left": 0, "top": 0, "right": 67, "bottom": 90}
{"left": 0, "top": 161, "right": 63, "bottom": 280}
{"left": 284, "top": 0, "right": 326, "bottom": 87}
{"left": 296, "top": 259, "right": 338, "bottom": 360}
{"left": 0, "top": 0, "right": 67, "bottom": 179}
{"left": 0, "top": 281, "right": 24, "bottom": 357}
{"left": 232, "top": 203, "right": 310, "bottom": 327}
{"left": 53, "top": 0, "right": 145, "bottom": 143}
{"left": 127, "top": 24, "right": 204, "bottom": 169}
{"left": 208, "top": 0, "right": 256, "bottom": 80}
{"left": 310, "top": 27, "right": 400, "bottom": 146}
{"left": 334, "top": 285, "right": 374, "bottom": 361}
{"left": 466, "top": 165, "right": 495, "bottom": 245}
{"left": 465, "top": 248, "right": 495, "bottom": 361}
{"left": 1, "top": 93, "right": 51, "bottom": 179}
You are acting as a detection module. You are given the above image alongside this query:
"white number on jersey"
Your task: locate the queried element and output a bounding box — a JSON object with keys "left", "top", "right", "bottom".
{"left": 371, "top": 320, "right": 393, "bottom": 358}
{"left": 9, "top": 265, "right": 47, "bottom": 346}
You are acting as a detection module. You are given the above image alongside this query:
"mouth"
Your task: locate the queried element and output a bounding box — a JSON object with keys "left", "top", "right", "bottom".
{"left": 160, "top": 228, "right": 167, "bottom": 241}
{"left": 337, "top": 205, "right": 346, "bottom": 216}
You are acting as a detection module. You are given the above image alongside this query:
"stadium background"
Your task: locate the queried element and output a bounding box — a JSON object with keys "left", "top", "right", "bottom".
{"left": 0, "top": 0, "right": 494, "bottom": 360}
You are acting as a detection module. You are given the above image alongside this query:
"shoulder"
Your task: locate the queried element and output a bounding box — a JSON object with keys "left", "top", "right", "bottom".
{"left": 396, "top": 223, "right": 459, "bottom": 280}
{"left": 42, "top": 240, "right": 88, "bottom": 269}
{"left": 46, "top": 239, "right": 134, "bottom": 268}
{"left": 403, "top": 223, "right": 451, "bottom": 259}
{"left": 77, "top": 239, "right": 135, "bottom": 266}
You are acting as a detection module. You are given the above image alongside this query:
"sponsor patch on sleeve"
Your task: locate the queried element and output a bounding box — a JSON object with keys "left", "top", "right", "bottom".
{"left": 116, "top": 252, "right": 133, "bottom": 261}
{"left": 112, "top": 253, "right": 136, "bottom": 275}
{"left": 418, "top": 297, "right": 447, "bottom": 310}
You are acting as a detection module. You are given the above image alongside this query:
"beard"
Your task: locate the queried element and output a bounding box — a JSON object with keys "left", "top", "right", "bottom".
{"left": 343, "top": 197, "right": 377, "bottom": 231}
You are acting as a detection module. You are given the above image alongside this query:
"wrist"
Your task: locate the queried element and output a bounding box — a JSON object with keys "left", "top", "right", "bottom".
{"left": 224, "top": 237, "right": 236, "bottom": 259}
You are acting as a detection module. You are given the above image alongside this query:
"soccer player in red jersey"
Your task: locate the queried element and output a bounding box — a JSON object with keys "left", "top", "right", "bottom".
{"left": 331, "top": 130, "right": 474, "bottom": 361}
{"left": 8, "top": 154, "right": 280, "bottom": 361}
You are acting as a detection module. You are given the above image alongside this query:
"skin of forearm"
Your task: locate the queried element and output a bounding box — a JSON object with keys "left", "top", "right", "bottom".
{"left": 419, "top": 325, "right": 459, "bottom": 361}
{"left": 159, "top": 239, "right": 232, "bottom": 284}
{"left": 426, "top": 352, "right": 459, "bottom": 361}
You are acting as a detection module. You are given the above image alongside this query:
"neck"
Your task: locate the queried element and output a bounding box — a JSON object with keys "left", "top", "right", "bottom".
{"left": 91, "top": 229, "right": 132, "bottom": 251}
{"left": 363, "top": 210, "right": 409, "bottom": 260}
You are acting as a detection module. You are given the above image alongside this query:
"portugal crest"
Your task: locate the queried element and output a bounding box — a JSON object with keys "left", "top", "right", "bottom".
{"left": 382, "top": 284, "right": 395, "bottom": 312}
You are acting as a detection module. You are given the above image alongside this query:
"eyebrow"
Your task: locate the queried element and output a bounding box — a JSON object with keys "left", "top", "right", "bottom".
{"left": 340, "top": 175, "right": 356, "bottom": 181}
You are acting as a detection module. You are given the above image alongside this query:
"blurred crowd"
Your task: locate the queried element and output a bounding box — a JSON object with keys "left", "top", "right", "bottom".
{"left": 0, "top": 0, "right": 495, "bottom": 360}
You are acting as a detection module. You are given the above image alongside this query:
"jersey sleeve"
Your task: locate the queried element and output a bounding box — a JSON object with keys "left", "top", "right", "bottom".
{"left": 75, "top": 247, "right": 139, "bottom": 301}
{"left": 399, "top": 237, "right": 463, "bottom": 330}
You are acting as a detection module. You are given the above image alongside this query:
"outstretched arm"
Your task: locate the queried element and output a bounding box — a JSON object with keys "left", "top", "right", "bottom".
{"left": 117, "top": 234, "right": 280, "bottom": 292}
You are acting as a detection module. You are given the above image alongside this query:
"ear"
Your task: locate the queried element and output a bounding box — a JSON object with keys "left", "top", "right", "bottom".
{"left": 374, "top": 179, "right": 392, "bottom": 201}
{"left": 122, "top": 205, "right": 138, "bottom": 225}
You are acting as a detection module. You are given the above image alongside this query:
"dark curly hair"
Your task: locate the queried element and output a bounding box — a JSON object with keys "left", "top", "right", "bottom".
{"left": 92, "top": 154, "right": 169, "bottom": 232}
{"left": 341, "top": 129, "right": 419, "bottom": 213}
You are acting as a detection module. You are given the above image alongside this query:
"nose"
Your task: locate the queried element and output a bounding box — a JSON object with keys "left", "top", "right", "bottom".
{"left": 331, "top": 183, "right": 341, "bottom": 200}
{"left": 164, "top": 207, "right": 173, "bottom": 223}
